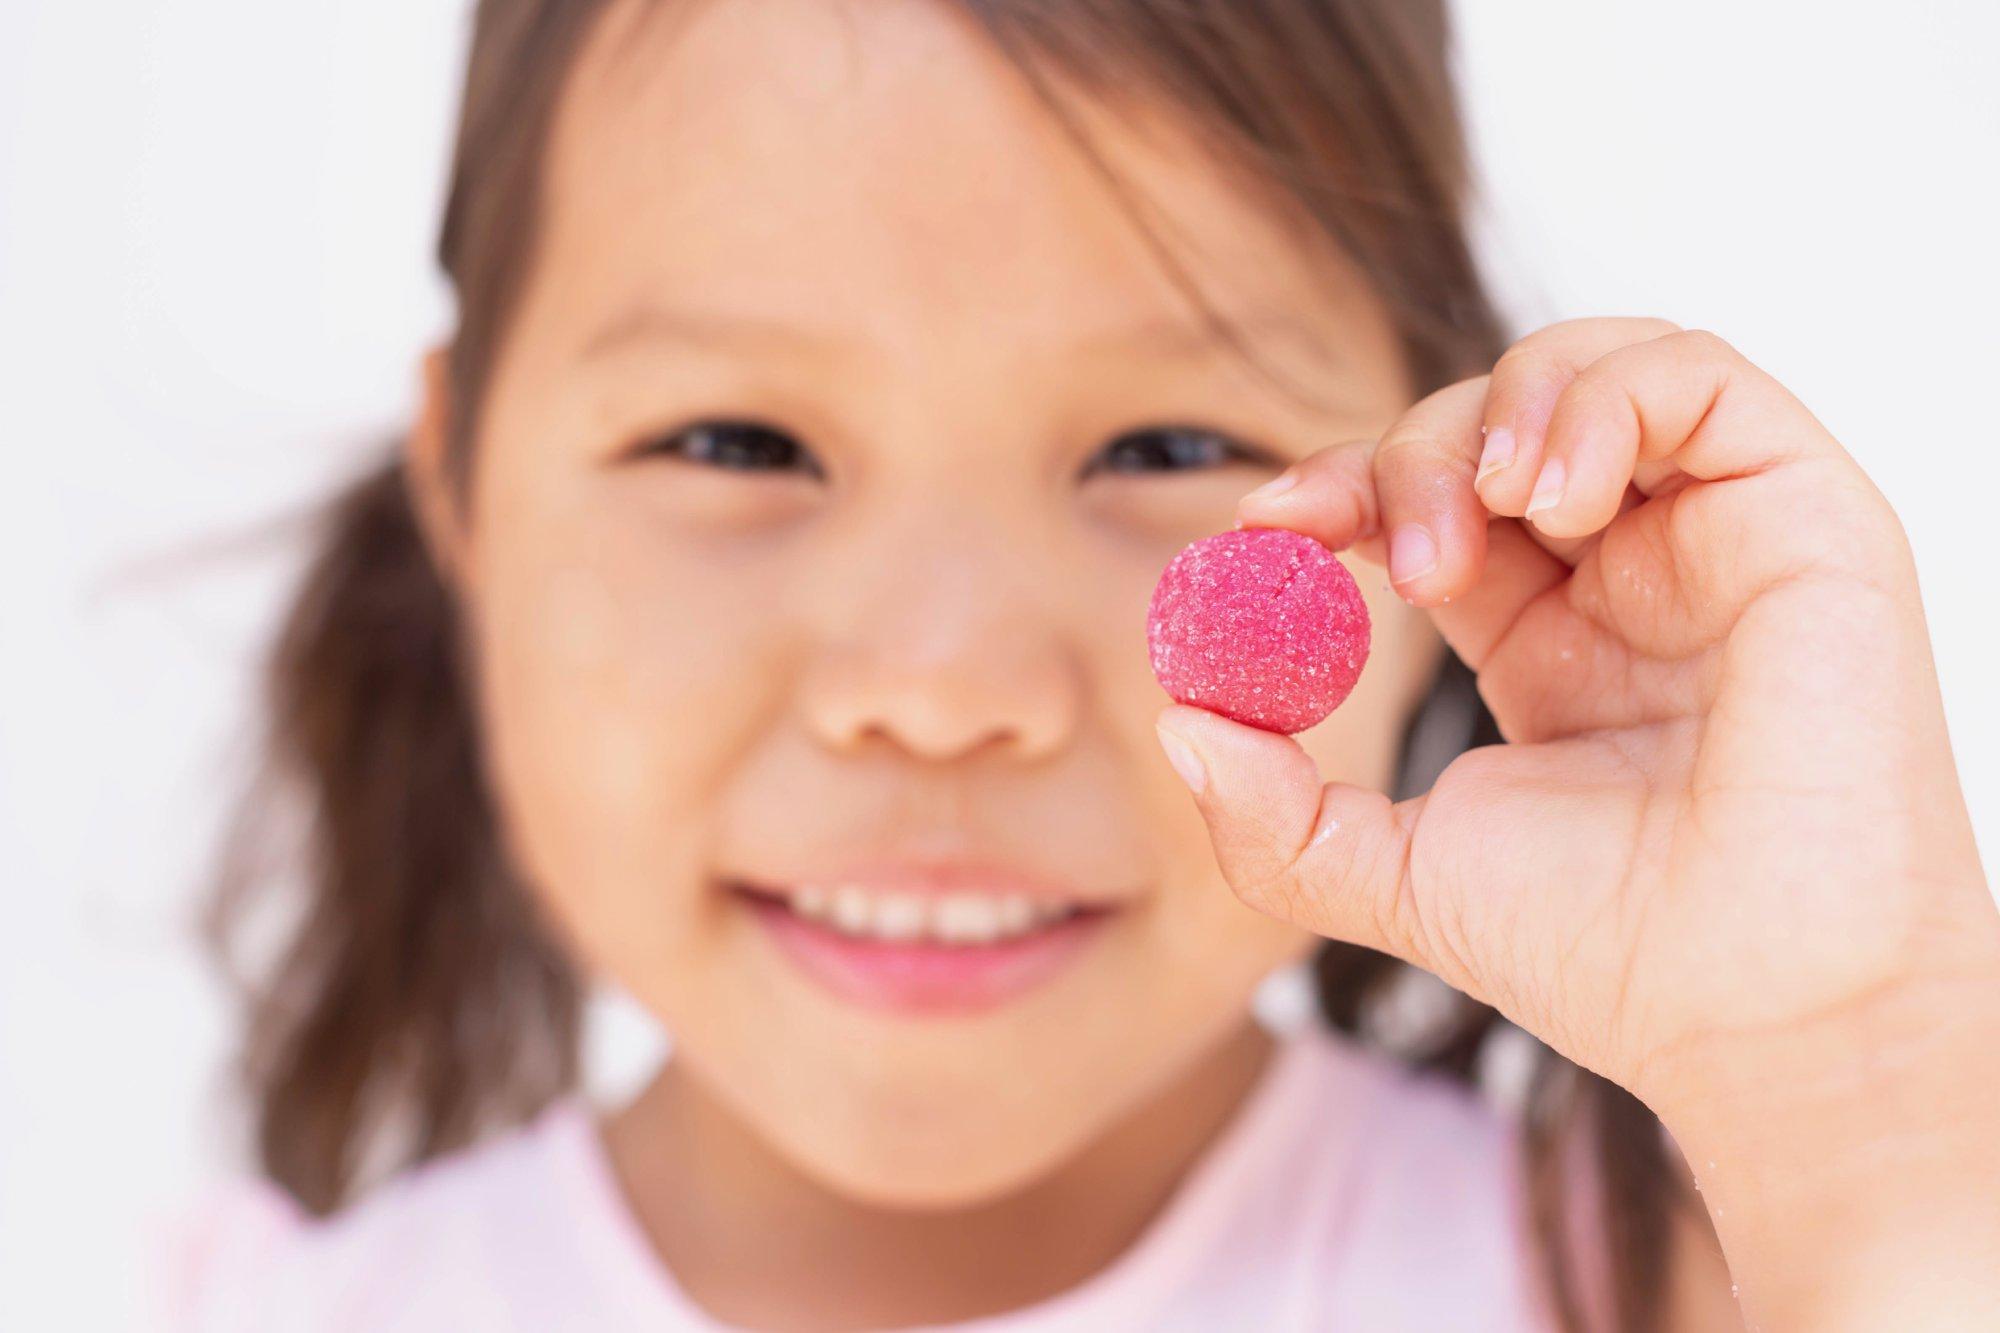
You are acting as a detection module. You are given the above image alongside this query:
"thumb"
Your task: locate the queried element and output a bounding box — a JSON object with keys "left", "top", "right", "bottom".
{"left": 1153, "top": 703, "right": 1456, "bottom": 988}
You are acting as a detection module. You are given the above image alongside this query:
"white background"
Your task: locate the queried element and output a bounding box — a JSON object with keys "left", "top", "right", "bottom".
{"left": 3, "top": 3, "right": 1996, "bottom": 1327}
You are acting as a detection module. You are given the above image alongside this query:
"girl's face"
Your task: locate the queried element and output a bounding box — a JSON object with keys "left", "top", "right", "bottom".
{"left": 434, "top": 0, "right": 1432, "bottom": 1205}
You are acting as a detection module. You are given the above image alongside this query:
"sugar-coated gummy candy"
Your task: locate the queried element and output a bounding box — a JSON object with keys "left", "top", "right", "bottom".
{"left": 1146, "top": 527, "right": 1370, "bottom": 734}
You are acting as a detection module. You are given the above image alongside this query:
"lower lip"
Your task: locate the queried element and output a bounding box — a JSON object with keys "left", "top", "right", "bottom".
{"left": 740, "top": 891, "right": 1112, "bottom": 1015}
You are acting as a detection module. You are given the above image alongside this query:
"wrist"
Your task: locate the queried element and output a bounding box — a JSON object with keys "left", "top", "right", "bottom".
{"left": 1656, "top": 970, "right": 2000, "bottom": 1330}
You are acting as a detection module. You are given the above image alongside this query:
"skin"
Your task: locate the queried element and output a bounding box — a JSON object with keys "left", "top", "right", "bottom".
{"left": 413, "top": 1, "right": 1437, "bottom": 1327}
{"left": 407, "top": 1, "right": 2000, "bottom": 1329}
{"left": 1205, "top": 324, "right": 2000, "bottom": 1330}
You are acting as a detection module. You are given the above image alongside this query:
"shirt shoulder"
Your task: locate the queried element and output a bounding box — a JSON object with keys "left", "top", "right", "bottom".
{"left": 161, "top": 1098, "right": 673, "bottom": 1333}
{"left": 972, "top": 1026, "right": 1548, "bottom": 1333}
{"left": 1273, "top": 1029, "right": 1547, "bottom": 1330}
{"left": 161, "top": 1035, "right": 1553, "bottom": 1333}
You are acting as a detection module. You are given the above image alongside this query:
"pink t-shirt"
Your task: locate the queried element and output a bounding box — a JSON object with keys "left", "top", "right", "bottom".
{"left": 160, "top": 1027, "right": 1562, "bottom": 1330}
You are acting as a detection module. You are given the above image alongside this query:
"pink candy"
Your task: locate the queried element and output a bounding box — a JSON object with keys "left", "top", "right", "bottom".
{"left": 1146, "top": 527, "right": 1371, "bottom": 734}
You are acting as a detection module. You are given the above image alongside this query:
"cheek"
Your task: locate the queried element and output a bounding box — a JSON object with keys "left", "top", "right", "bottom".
{"left": 463, "top": 470, "right": 782, "bottom": 960}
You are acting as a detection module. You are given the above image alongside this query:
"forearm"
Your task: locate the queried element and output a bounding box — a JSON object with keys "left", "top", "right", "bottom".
{"left": 1658, "top": 967, "right": 2000, "bottom": 1331}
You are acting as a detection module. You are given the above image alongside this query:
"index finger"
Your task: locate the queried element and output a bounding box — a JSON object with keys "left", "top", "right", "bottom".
{"left": 1233, "top": 379, "right": 1574, "bottom": 674}
{"left": 1236, "top": 378, "right": 1492, "bottom": 605}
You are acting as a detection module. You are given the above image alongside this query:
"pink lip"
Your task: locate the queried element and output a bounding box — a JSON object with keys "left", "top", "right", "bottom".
{"left": 741, "top": 892, "right": 1114, "bottom": 1015}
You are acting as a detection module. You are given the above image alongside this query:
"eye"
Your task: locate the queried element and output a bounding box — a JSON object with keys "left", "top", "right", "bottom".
{"left": 1083, "top": 424, "right": 1271, "bottom": 478}
{"left": 634, "top": 418, "right": 825, "bottom": 478}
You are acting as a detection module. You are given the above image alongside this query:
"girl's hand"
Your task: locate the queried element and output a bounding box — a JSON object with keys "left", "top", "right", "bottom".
{"left": 1155, "top": 318, "right": 2000, "bottom": 1329}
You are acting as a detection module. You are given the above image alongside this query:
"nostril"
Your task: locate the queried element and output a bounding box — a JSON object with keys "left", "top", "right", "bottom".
{"left": 799, "top": 638, "right": 1079, "bottom": 763}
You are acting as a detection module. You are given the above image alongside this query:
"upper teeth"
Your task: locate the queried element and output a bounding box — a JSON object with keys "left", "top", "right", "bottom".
{"left": 787, "top": 885, "right": 1072, "bottom": 945}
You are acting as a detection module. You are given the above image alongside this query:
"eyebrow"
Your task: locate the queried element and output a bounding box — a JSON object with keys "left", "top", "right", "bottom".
{"left": 577, "top": 300, "right": 1339, "bottom": 368}
{"left": 580, "top": 303, "right": 847, "bottom": 361}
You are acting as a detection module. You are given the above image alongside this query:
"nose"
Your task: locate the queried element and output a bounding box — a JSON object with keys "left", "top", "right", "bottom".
{"left": 797, "top": 514, "right": 1082, "bottom": 765}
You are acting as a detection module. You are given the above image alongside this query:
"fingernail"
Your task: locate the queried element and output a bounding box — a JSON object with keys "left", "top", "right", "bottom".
{"left": 1155, "top": 720, "right": 1207, "bottom": 795}
{"left": 1525, "top": 457, "right": 1567, "bottom": 519}
{"left": 1475, "top": 425, "right": 1515, "bottom": 484}
{"left": 1387, "top": 522, "right": 1439, "bottom": 587}
{"left": 1242, "top": 471, "right": 1299, "bottom": 504}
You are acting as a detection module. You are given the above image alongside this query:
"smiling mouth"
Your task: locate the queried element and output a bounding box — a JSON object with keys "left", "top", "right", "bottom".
{"left": 727, "top": 877, "right": 1121, "bottom": 1013}
{"left": 732, "top": 879, "right": 1094, "bottom": 945}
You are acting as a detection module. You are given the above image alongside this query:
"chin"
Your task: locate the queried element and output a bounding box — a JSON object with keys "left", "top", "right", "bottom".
{"left": 774, "top": 1093, "right": 1097, "bottom": 1212}
{"left": 718, "top": 1009, "right": 1140, "bottom": 1213}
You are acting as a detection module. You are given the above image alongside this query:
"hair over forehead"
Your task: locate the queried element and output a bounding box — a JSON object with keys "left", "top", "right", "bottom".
{"left": 434, "top": 0, "right": 1499, "bottom": 481}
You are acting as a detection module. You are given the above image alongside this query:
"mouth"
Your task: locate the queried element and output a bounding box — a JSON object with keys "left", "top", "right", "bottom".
{"left": 727, "top": 874, "right": 1122, "bottom": 1015}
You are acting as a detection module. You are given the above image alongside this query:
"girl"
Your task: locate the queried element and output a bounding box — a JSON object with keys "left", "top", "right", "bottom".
{"left": 174, "top": 1, "right": 2000, "bottom": 1329}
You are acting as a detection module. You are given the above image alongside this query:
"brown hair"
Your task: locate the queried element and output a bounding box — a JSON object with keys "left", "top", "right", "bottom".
{"left": 209, "top": 2, "right": 1678, "bottom": 1328}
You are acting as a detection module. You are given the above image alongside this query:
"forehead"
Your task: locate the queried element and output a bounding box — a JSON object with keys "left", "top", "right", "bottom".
{"left": 533, "top": 0, "right": 1374, "bottom": 371}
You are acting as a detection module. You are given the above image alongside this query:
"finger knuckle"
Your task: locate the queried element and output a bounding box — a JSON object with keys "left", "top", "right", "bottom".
{"left": 1302, "top": 437, "right": 1374, "bottom": 471}
{"left": 1415, "top": 884, "right": 1483, "bottom": 996}
{"left": 1667, "top": 326, "right": 1739, "bottom": 363}
{"left": 1364, "top": 864, "right": 1426, "bottom": 963}
{"left": 1370, "top": 422, "right": 1444, "bottom": 474}
{"left": 1488, "top": 344, "right": 1574, "bottom": 411}
{"left": 1507, "top": 320, "right": 1591, "bottom": 356}
{"left": 1829, "top": 467, "right": 1915, "bottom": 567}
{"left": 1222, "top": 824, "right": 1310, "bottom": 910}
{"left": 1227, "top": 858, "right": 1312, "bottom": 921}
{"left": 1571, "top": 315, "right": 1682, "bottom": 343}
{"left": 1489, "top": 340, "right": 1550, "bottom": 384}
{"left": 1553, "top": 358, "right": 1633, "bottom": 414}
{"left": 1515, "top": 315, "right": 1680, "bottom": 354}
